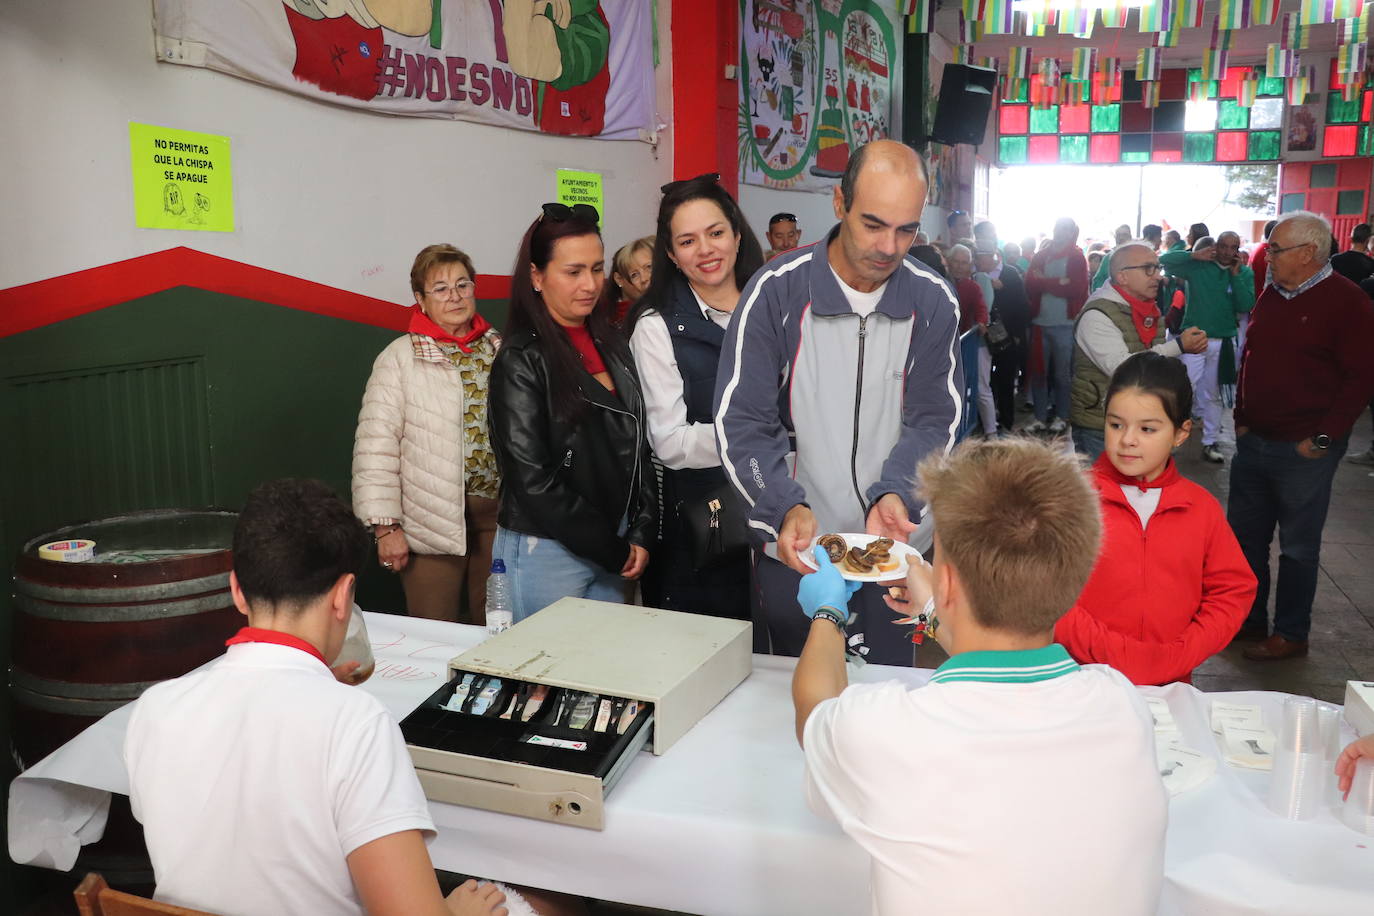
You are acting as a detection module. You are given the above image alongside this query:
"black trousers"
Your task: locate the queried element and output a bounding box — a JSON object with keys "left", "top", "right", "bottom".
{"left": 990, "top": 330, "right": 1027, "bottom": 431}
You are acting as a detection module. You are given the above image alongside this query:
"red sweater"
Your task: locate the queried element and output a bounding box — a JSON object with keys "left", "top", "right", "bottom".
{"left": 954, "top": 277, "right": 989, "bottom": 334}
{"left": 1234, "top": 271, "right": 1374, "bottom": 442}
{"left": 1054, "top": 456, "right": 1257, "bottom": 686}
{"left": 1024, "top": 244, "right": 1089, "bottom": 322}
{"left": 1249, "top": 243, "right": 1268, "bottom": 299}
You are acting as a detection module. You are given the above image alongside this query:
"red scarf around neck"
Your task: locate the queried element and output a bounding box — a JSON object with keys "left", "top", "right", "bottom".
{"left": 1110, "top": 283, "right": 1160, "bottom": 347}
{"left": 408, "top": 309, "right": 491, "bottom": 351}
{"left": 1094, "top": 450, "right": 1179, "bottom": 492}
{"left": 225, "top": 626, "right": 329, "bottom": 667}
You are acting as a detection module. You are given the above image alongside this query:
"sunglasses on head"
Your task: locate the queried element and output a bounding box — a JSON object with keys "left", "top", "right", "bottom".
{"left": 661, "top": 172, "right": 721, "bottom": 194}
{"left": 540, "top": 202, "right": 600, "bottom": 224}
{"left": 770, "top": 213, "right": 798, "bottom": 225}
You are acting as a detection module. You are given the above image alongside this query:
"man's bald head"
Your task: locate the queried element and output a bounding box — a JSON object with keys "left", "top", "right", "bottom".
{"left": 1109, "top": 241, "right": 1162, "bottom": 301}
{"left": 839, "top": 140, "right": 928, "bottom": 211}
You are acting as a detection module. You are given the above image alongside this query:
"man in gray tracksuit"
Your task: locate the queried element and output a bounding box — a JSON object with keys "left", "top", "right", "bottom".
{"left": 714, "top": 141, "right": 963, "bottom": 666}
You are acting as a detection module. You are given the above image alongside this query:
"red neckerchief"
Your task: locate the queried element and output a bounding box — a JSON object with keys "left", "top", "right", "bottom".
{"left": 408, "top": 309, "right": 492, "bottom": 352}
{"left": 561, "top": 323, "right": 608, "bottom": 375}
{"left": 225, "top": 626, "right": 329, "bottom": 667}
{"left": 1094, "top": 450, "right": 1179, "bottom": 493}
{"left": 1111, "top": 282, "right": 1160, "bottom": 347}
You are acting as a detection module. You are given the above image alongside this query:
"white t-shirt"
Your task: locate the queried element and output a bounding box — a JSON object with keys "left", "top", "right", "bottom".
{"left": 803, "top": 644, "right": 1167, "bottom": 916}
{"left": 1120, "top": 484, "right": 1162, "bottom": 529}
{"left": 831, "top": 267, "right": 888, "bottom": 317}
{"left": 125, "top": 642, "right": 436, "bottom": 916}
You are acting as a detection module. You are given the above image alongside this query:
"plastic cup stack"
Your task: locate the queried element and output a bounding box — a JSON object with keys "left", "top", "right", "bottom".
{"left": 1341, "top": 757, "right": 1374, "bottom": 836}
{"left": 1267, "top": 697, "right": 1327, "bottom": 820}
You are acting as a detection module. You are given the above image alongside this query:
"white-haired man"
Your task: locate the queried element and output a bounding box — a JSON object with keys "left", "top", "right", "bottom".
{"left": 1069, "top": 242, "right": 1207, "bottom": 459}
{"left": 1230, "top": 212, "right": 1374, "bottom": 661}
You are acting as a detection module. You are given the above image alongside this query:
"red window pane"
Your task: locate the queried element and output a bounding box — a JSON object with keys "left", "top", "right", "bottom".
{"left": 1089, "top": 134, "right": 1121, "bottom": 162}
{"left": 1217, "top": 131, "right": 1248, "bottom": 161}
{"left": 1218, "top": 66, "right": 1249, "bottom": 100}
{"left": 1323, "top": 125, "right": 1359, "bottom": 157}
{"left": 1121, "top": 102, "right": 1153, "bottom": 132}
{"left": 1329, "top": 59, "right": 1351, "bottom": 92}
{"left": 1000, "top": 104, "right": 1029, "bottom": 134}
{"left": 1059, "top": 104, "right": 1090, "bottom": 133}
{"left": 1158, "top": 68, "right": 1188, "bottom": 100}
{"left": 1029, "top": 135, "right": 1060, "bottom": 163}
{"left": 1152, "top": 148, "right": 1183, "bottom": 162}
{"left": 1362, "top": 90, "right": 1371, "bottom": 123}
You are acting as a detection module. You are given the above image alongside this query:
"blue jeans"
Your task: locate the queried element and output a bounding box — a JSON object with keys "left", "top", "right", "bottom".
{"left": 493, "top": 526, "right": 627, "bottom": 622}
{"left": 1226, "top": 432, "right": 1347, "bottom": 642}
{"left": 1030, "top": 324, "right": 1074, "bottom": 422}
{"left": 1071, "top": 426, "right": 1106, "bottom": 462}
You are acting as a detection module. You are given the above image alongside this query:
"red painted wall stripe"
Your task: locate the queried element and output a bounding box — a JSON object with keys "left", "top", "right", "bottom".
{"left": 0, "top": 247, "right": 513, "bottom": 339}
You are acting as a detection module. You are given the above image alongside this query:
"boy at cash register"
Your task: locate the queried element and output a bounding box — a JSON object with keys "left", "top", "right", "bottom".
{"left": 123, "top": 478, "right": 532, "bottom": 916}
{"left": 792, "top": 439, "right": 1168, "bottom": 915}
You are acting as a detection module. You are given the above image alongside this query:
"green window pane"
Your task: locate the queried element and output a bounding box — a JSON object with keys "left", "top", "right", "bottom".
{"left": 1328, "top": 91, "right": 1361, "bottom": 124}
{"left": 1338, "top": 190, "right": 1366, "bottom": 215}
{"left": 1186, "top": 68, "right": 1218, "bottom": 99}
{"left": 1218, "top": 99, "right": 1249, "bottom": 129}
{"left": 1000, "top": 136, "right": 1029, "bottom": 164}
{"left": 1060, "top": 135, "right": 1088, "bottom": 163}
{"left": 1184, "top": 132, "right": 1215, "bottom": 162}
{"left": 1280, "top": 192, "right": 1305, "bottom": 213}
{"left": 1121, "top": 151, "right": 1149, "bottom": 162}
{"left": 1002, "top": 80, "right": 1028, "bottom": 103}
{"left": 1247, "top": 130, "right": 1281, "bottom": 160}
{"left": 1257, "top": 75, "right": 1284, "bottom": 96}
{"left": 1091, "top": 104, "right": 1121, "bottom": 132}
{"left": 1361, "top": 126, "right": 1374, "bottom": 157}
{"left": 1029, "top": 105, "right": 1060, "bottom": 134}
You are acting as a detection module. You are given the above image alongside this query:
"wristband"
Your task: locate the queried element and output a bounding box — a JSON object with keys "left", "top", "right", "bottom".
{"left": 374, "top": 526, "right": 401, "bottom": 544}
{"left": 812, "top": 607, "right": 847, "bottom": 631}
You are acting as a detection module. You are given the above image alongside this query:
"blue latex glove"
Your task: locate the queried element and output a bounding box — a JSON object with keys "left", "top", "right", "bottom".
{"left": 798, "top": 544, "right": 861, "bottom": 621}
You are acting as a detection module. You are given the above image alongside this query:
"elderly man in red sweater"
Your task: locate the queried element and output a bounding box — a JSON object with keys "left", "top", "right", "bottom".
{"left": 1229, "top": 211, "right": 1374, "bottom": 661}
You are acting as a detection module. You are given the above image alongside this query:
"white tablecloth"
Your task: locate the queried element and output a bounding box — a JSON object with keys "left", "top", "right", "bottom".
{"left": 10, "top": 613, "right": 1374, "bottom": 914}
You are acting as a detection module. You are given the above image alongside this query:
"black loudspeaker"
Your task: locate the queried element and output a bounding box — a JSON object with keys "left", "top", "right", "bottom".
{"left": 930, "top": 63, "right": 997, "bottom": 146}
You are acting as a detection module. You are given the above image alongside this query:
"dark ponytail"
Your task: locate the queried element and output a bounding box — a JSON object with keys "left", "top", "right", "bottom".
{"left": 1105, "top": 351, "right": 1193, "bottom": 429}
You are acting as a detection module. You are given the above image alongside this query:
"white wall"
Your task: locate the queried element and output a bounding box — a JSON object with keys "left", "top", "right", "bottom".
{"left": 0, "top": 0, "right": 675, "bottom": 302}
{"left": 738, "top": 184, "right": 840, "bottom": 250}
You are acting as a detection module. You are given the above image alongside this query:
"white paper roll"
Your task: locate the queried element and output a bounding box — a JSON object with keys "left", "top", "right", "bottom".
{"left": 38, "top": 539, "right": 95, "bottom": 562}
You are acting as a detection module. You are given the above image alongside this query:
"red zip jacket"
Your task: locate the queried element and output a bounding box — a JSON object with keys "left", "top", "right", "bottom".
{"left": 1024, "top": 242, "right": 1089, "bottom": 322}
{"left": 1054, "top": 455, "right": 1257, "bottom": 686}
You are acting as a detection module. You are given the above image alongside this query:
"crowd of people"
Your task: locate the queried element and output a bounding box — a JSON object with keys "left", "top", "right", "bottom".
{"left": 115, "top": 138, "right": 1374, "bottom": 916}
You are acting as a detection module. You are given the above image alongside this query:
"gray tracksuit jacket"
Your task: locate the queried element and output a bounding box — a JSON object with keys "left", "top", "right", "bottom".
{"left": 714, "top": 226, "right": 964, "bottom": 545}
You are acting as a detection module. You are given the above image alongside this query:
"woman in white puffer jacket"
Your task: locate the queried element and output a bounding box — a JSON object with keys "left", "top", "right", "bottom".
{"left": 352, "top": 244, "right": 501, "bottom": 623}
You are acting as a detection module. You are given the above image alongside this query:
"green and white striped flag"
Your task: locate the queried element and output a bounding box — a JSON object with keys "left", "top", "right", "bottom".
{"left": 1251, "top": 0, "right": 1280, "bottom": 25}
{"left": 1098, "top": 55, "right": 1121, "bottom": 86}
{"left": 1136, "top": 46, "right": 1161, "bottom": 81}
{"left": 1238, "top": 73, "right": 1260, "bottom": 106}
{"left": 1332, "top": 0, "right": 1363, "bottom": 19}
{"left": 1265, "top": 43, "right": 1296, "bottom": 77}
{"left": 1009, "top": 45, "right": 1032, "bottom": 79}
{"left": 1038, "top": 56, "right": 1061, "bottom": 86}
{"left": 1219, "top": 0, "right": 1249, "bottom": 30}
{"left": 1100, "top": 5, "right": 1127, "bottom": 28}
{"left": 1282, "top": 12, "right": 1310, "bottom": 48}
{"left": 1182, "top": 0, "right": 1206, "bottom": 27}
{"left": 984, "top": 0, "right": 1015, "bottom": 34}
{"left": 1138, "top": 0, "right": 1172, "bottom": 31}
{"left": 1201, "top": 48, "right": 1228, "bottom": 81}
{"left": 904, "top": 0, "right": 935, "bottom": 34}
{"left": 1142, "top": 80, "right": 1162, "bottom": 108}
{"left": 1285, "top": 63, "right": 1313, "bottom": 104}
{"left": 1337, "top": 40, "right": 1368, "bottom": 73}
{"left": 1071, "top": 47, "right": 1096, "bottom": 81}
{"left": 1299, "top": 0, "right": 1334, "bottom": 25}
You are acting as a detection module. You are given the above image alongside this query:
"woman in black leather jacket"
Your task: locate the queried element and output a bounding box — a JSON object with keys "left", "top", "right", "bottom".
{"left": 489, "top": 203, "right": 657, "bottom": 622}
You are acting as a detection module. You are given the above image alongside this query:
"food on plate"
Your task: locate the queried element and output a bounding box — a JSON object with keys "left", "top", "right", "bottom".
{"left": 818, "top": 533, "right": 849, "bottom": 563}
{"left": 818, "top": 534, "right": 901, "bottom": 575}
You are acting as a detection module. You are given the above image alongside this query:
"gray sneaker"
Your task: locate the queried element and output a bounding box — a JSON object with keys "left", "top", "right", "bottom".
{"left": 1048, "top": 417, "right": 1068, "bottom": 434}
{"left": 1202, "top": 444, "right": 1225, "bottom": 464}
{"left": 1346, "top": 449, "right": 1374, "bottom": 467}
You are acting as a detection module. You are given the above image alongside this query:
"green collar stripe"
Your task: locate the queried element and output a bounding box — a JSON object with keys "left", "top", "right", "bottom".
{"left": 930, "top": 644, "right": 1080, "bottom": 685}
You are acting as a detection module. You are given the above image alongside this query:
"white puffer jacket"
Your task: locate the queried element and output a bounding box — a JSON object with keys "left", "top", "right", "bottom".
{"left": 352, "top": 332, "right": 497, "bottom": 556}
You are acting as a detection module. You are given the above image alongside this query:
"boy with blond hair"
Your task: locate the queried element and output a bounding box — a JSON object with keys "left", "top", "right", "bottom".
{"left": 792, "top": 438, "right": 1167, "bottom": 915}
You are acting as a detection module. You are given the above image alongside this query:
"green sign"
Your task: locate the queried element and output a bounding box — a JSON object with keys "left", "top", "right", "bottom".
{"left": 556, "top": 168, "right": 604, "bottom": 223}
{"left": 130, "top": 122, "right": 235, "bottom": 232}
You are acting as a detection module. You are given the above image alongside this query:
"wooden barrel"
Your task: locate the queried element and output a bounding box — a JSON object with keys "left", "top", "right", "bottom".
{"left": 10, "top": 509, "right": 239, "bottom": 887}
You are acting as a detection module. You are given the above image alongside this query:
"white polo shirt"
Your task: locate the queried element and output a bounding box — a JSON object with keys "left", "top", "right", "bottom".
{"left": 804, "top": 644, "right": 1167, "bottom": 915}
{"left": 125, "top": 641, "right": 435, "bottom": 916}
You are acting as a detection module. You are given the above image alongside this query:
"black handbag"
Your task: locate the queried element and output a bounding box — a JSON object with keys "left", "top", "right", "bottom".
{"left": 985, "top": 312, "right": 1014, "bottom": 356}
{"left": 680, "top": 484, "right": 751, "bottom": 572}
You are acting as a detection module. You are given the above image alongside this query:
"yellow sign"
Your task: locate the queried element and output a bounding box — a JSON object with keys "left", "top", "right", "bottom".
{"left": 129, "top": 122, "right": 234, "bottom": 232}
{"left": 556, "top": 168, "right": 604, "bottom": 224}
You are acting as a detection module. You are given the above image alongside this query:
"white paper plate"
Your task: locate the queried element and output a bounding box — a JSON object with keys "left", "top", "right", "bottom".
{"left": 798, "top": 533, "right": 923, "bottom": 583}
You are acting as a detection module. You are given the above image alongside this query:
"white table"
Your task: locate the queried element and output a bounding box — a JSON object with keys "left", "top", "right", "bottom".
{"left": 10, "top": 613, "right": 1374, "bottom": 915}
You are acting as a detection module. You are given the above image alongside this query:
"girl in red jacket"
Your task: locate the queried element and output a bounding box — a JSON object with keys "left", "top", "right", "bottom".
{"left": 1055, "top": 352, "right": 1257, "bottom": 685}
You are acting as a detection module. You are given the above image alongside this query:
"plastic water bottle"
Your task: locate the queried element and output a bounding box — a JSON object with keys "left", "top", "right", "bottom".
{"left": 485, "top": 559, "right": 512, "bottom": 637}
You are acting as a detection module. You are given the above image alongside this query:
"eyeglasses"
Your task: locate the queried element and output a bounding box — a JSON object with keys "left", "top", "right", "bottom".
{"left": 1267, "top": 240, "right": 1314, "bottom": 257}
{"left": 540, "top": 202, "right": 600, "bottom": 224}
{"left": 661, "top": 172, "right": 720, "bottom": 194}
{"left": 425, "top": 279, "right": 476, "bottom": 298}
{"left": 1119, "top": 263, "right": 1163, "bottom": 276}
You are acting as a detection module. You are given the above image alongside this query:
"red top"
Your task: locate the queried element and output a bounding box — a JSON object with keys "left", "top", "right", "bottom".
{"left": 1053, "top": 455, "right": 1256, "bottom": 686}
{"left": 561, "top": 324, "right": 615, "bottom": 394}
{"left": 225, "top": 626, "right": 329, "bottom": 668}
{"left": 953, "top": 277, "right": 989, "bottom": 334}
{"left": 1024, "top": 244, "right": 1089, "bottom": 321}
{"left": 1234, "top": 272, "right": 1374, "bottom": 441}
{"left": 1249, "top": 242, "right": 1269, "bottom": 299}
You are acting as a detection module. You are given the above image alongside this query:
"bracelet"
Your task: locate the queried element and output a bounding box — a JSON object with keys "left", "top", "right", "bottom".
{"left": 812, "top": 607, "right": 847, "bottom": 631}
{"left": 373, "top": 526, "right": 401, "bottom": 544}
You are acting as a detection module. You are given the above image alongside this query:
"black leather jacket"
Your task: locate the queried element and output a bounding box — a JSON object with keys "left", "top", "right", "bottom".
{"left": 489, "top": 329, "right": 658, "bottom": 574}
